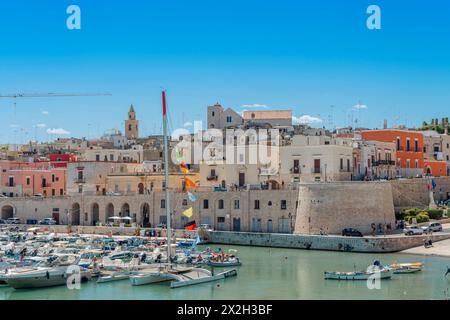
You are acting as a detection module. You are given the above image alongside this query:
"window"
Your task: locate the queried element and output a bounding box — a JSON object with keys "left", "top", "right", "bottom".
{"left": 347, "top": 159, "right": 350, "bottom": 172}
{"left": 340, "top": 158, "right": 344, "bottom": 170}
{"left": 60, "top": 189, "right": 64, "bottom": 195}
{"left": 52, "top": 174, "right": 55, "bottom": 183}
{"left": 254, "top": 200, "right": 260, "bottom": 210}
{"left": 396, "top": 138, "right": 401, "bottom": 150}
{"left": 218, "top": 199, "right": 224, "bottom": 209}
{"left": 161, "top": 199, "right": 166, "bottom": 209}
{"left": 226, "top": 116, "right": 232, "bottom": 123}
{"left": 314, "top": 159, "right": 321, "bottom": 173}
{"left": 415, "top": 140, "right": 419, "bottom": 152}
{"left": 52, "top": 189, "right": 55, "bottom": 196}
{"left": 212, "top": 111, "right": 215, "bottom": 117}
{"left": 95, "top": 154, "right": 100, "bottom": 161}
{"left": 217, "top": 217, "right": 225, "bottom": 223}
{"left": 234, "top": 199, "right": 240, "bottom": 210}
{"left": 268, "top": 201, "right": 272, "bottom": 206}
{"left": 281, "top": 200, "right": 287, "bottom": 210}
{"left": 203, "top": 199, "right": 209, "bottom": 209}
{"left": 26, "top": 177, "right": 31, "bottom": 185}
{"left": 406, "top": 139, "right": 411, "bottom": 152}
{"left": 415, "top": 160, "right": 419, "bottom": 169}
{"left": 78, "top": 171, "right": 83, "bottom": 181}
{"left": 182, "top": 199, "right": 188, "bottom": 206}
{"left": 110, "top": 154, "right": 114, "bottom": 161}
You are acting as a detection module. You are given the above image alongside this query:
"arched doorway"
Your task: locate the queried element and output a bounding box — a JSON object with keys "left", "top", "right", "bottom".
{"left": 71, "top": 203, "right": 81, "bottom": 226}
{"left": 105, "top": 203, "right": 114, "bottom": 223}
{"left": 141, "top": 203, "right": 151, "bottom": 227}
{"left": 121, "top": 203, "right": 130, "bottom": 217}
{"left": 91, "top": 203, "right": 100, "bottom": 226}
{"left": 268, "top": 180, "right": 280, "bottom": 190}
{"left": 1, "top": 205, "right": 14, "bottom": 220}
{"left": 138, "top": 183, "right": 144, "bottom": 195}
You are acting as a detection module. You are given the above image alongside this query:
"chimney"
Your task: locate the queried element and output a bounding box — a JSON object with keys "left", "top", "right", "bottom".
{"left": 383, "top": 119, "right": 388, "bottom": 130}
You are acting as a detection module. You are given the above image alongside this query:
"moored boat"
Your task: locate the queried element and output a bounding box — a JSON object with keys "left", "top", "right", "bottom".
{"left": 324, "top": 268, "right": 392, "bottom": 280}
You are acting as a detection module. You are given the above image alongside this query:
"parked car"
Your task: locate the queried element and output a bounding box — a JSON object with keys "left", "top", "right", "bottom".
{"left": 32, "top": 193, "right": 44, "bottom": 198}
{"left": 0, "top": 194, "right": 8, "bottom": 199}
{"left": 0, "top": 219, "right": 6, "bottom": 224}
{"left": 404, "top": 226, "right": 424, "bottom": 236}
{"left": 38, "top": 218, "right": 57, "bottom": 225}
{"left": 6, "top": 217, "right": 21, "bottom": 225}
{"left": 342, "top": 228, "right": 363, "bottom": 237}
{"left": 422, "top": 222, "right": 443, "bottom": 233}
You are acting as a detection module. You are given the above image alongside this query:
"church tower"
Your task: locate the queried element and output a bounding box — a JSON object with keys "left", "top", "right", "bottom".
{"left": 125, "top": 105, "right": 139, "bottom": 140}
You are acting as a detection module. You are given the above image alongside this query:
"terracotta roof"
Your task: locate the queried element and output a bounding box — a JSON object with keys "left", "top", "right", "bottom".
{"left": 243, "top": 110, "right": 292, "bottom": 120}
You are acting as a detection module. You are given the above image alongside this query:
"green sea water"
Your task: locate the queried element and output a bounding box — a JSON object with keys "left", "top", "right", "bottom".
{"left": 1, "top": 245, "right": 449, "bottom": 300}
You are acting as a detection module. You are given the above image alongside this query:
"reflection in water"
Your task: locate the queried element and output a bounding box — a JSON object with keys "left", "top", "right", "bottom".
{"left": 1, "top": 245, "right": 450, "bottom": 300}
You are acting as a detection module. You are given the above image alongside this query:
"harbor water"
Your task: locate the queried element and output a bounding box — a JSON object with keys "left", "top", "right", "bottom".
{"left": 1, "top": 245, "right": 449, "bottom": 300}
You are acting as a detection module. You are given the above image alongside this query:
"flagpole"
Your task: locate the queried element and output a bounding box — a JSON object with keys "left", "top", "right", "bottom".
{"left": 162, "top": 90, "right": 172, "bottom": 263}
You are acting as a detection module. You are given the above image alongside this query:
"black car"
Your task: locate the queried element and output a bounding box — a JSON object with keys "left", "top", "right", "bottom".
{"left": 342, "top": 228, "right": 363, "bottom": 237}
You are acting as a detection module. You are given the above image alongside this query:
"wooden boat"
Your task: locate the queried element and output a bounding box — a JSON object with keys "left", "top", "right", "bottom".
{"left": 324, "top": 268, "right": 392, "bottom": 280}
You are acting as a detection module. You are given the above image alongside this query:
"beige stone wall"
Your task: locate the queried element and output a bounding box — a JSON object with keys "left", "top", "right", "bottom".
{"left": 294, "top": 182, "right": 396, "bottom": 235}
{"left": 390, "top": 176, "right": 450, "bottom": 210}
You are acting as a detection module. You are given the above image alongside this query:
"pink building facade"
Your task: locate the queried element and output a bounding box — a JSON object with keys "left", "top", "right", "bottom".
{"left": 0, "top": 161, "right": 67, "bottom": 198}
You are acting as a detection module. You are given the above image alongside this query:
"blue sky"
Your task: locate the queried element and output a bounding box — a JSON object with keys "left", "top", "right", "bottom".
{"left": 1, "top": 0, "right": 449, "bottom": 143}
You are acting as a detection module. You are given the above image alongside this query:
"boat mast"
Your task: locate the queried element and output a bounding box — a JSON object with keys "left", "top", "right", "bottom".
{"left": 162, "top": 90, "right": 172, "bottom": 263}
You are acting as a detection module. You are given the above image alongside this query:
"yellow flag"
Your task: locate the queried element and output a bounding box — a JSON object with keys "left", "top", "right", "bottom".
{"left": 182, "top": 207, "right": 193, "bottom": 218}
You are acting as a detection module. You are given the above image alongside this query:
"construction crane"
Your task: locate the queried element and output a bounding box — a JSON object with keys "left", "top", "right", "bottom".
{"left": 0, "top": 92, "right": 112, "bottom": 99}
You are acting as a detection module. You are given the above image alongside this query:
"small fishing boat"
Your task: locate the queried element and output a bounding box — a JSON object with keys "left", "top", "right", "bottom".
{"left": 324, "top": 268, "right": 392, "bottom": 280}
{"left": 389, "top": 262, "right": 424, "bottom": 269}
{"left": 392, "top": 266, "right": 422, "bottom": 274}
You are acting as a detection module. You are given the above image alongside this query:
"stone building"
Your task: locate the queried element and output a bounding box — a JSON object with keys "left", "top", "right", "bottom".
{"left": 125, "top": 105, "right": 139, "bottom": 140}
{"left": 207, "top": 103, "right": 243, "bottom": 130}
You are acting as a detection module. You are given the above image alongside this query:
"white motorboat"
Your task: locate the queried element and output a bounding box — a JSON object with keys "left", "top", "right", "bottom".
{"left": 5, "top": 254, "right": 91, "bottom": 289}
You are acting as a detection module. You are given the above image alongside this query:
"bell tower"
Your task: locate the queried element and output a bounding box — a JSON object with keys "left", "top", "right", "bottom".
{"left": 125, "top": 104, "right": 139, "bottom": 140}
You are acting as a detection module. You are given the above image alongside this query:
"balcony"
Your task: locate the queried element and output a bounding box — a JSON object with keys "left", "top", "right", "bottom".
{"left": 290, "top": 167, "right": 301, "bottom": 174}
{"left": 372, "top": 160, "right": 396, "bottom": 166}
{"left": 5, "top": 183, "right": 15, "bottom": 187}
{"left": 260, "top": 168, "right": 279, "bottom": 176}
{"left": 74, "top": 178, "right": 86, "bottom": 184}
{"left": 206, "top": 175, "right": 218, "bottom": 181}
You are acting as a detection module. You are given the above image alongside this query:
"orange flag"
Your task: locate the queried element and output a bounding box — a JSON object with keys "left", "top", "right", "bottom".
{"left": 185, "top": 178, "right": 197, "bottom": 190}
{"left": 180, "top": 163, "right": 189, "bottom": 174}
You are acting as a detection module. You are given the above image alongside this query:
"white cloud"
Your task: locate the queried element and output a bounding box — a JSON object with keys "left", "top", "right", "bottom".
{"left": 42, "top": 111, "right": 50, "bottom": 115}
{"left": 241, "top": 104, "right": 268, "bottom": 109}
{"left": 353, "top": 103, "right": 368, "bottom": 110}
{"left": 46, "top": 128, "right": 70, "bottom": 135}
{"left": 35, "top": 123, "right": 47, "bottom": 128}
{"left": 293, "top": 115, "right": 323, "bottom": 125}
{"left": 183, "top": 122, "right": 193, "bottom": 128}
